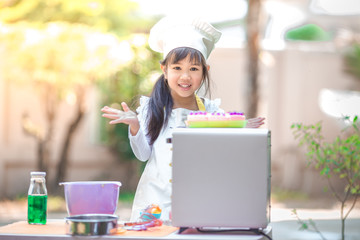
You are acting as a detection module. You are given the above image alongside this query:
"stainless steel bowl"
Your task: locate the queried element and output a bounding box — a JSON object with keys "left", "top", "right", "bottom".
{"left": 65, "top": 214, "right": 118, "bottom": 236}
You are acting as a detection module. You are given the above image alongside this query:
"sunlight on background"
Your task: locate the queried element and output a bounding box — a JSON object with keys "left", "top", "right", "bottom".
{"left": 310, "top": 0, "right": 360, "bottom": 15}
{"left": 132, "top": 0, "right": 247, "bottom": 22}
{"left": 319, "top": 89, "right": 360, "bottom": 120}
{"left": 263, "top": 2, "right": 306, "bottom": 50}
{"left": 132, "top": 0, "right": 360, "bottom": 51}
{"left": 132, "top": 0, "right": 248, "bottom": 48}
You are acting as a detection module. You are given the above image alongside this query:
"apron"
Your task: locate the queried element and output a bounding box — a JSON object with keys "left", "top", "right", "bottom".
{"left": 130, "top": 95, "right": 206, "bottom": 221}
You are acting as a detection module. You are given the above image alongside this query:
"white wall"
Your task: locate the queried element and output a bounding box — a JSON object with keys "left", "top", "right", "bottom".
{"left": 207, "top": 48, "right": 248, "bottom": 112}
{"left": 209, "top": 44, "right": 358, "bottom": 195}
{"left": 0, "top": 44, "right": 358, "bottom": 198}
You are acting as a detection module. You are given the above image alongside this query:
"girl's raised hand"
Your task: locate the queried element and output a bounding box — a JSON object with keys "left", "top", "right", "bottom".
{"left": 246, "top": 117, "right": 265, "bottom": 128}
{"left": 101, "top": 102, "right": 138, "bottom": 126}
{"left": 101, "top": 102, "right": 140, "bottom": 136}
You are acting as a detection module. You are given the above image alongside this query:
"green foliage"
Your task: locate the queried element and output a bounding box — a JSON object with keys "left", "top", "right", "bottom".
{"left": 291, "top": 117, "right": 360, "bottom": 195}
{"left": 118, "top": 190, "right": 135, "bottom": 203}
{"left": 0, "top": 0, "right": 161, "bottom": 168}
{"left": 98, "top": 34, "right": 162, "bottom": 162}
{"left": 0, "top": 0, "right": 155, "bottom": 36}
{"left": 344, "top": 43, "right": 360, "bottom": 81}
{"left": 271, "top": 187, "right": 308, "bottom": 202}
{"left": 292, "top": 209, "right": 327, "bottom": 240}
{"left": 1, "top": 22, "right": 123, "bottom": 91}
{"left": 291, "top": 116, "right": 360, "bottom": 240}
{"left": 285, "top": 23, "right": 332, "bottom": 41}
{"left": 47, "top": 195, "right": 66, "bottom": 212}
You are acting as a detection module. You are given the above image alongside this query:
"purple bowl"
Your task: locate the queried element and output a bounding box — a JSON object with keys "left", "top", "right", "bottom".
{"left": 59, "top": 181, "right": 122, "bottom": 216}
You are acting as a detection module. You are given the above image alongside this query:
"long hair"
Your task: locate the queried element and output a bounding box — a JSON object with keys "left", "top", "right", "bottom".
{"left": 147, "top": 47, "right": 211, "bottom": 145}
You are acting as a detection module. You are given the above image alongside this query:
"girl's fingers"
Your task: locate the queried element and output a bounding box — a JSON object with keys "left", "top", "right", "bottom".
{"left": 109, "top": 114, "right": 137, "bottom": 124}
{"left": 102, "top": 113, "right": 121, "bottom": 120}
{"left": 101, "top": 106, "right": 120, "bottom": 114}
{"left": 246, "top": 117, "right": 265, "bottom": 128}
{"left": 249, "top": 117, "right": 265, "bottom": 122}
{"left": 101, "top": 104, "right": 137, "bottom": 127}
{"left": 109, "top": 119, "right": 125, "bottom": 124}
{"left": 121, "top": 102, "right": 130, "bottom": 112}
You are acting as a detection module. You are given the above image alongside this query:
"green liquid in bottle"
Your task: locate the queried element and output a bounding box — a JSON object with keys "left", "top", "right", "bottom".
{"left": 28, "top": 195, "right": 47, "bottom": 224}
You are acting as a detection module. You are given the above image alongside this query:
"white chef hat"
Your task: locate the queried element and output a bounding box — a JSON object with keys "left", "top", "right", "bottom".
{"left": 148, "top": 16, "right": 222, "bottom": 60}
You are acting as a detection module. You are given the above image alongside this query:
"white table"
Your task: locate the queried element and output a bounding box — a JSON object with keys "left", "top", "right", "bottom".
{"left": 0, "top": 219, "right": 272, "bottom": 240}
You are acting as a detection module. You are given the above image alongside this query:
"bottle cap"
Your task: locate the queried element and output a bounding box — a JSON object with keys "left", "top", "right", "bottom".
{"left": 30, "top": 172, "right": 46, "bottom": 177}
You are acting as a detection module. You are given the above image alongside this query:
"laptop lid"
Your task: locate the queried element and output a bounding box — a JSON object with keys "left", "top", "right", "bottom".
{"left": 171, "top": 128, "right": 271, "bottom": 229}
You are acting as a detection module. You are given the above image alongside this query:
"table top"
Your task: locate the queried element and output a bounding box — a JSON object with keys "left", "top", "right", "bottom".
{"left": 0, "top": 219, "right": 272, "bottom": 240}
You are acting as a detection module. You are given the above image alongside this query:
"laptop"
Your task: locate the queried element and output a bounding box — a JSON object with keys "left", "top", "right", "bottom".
{"left": 171, "top": 128, "right": 271, "bottom": 230}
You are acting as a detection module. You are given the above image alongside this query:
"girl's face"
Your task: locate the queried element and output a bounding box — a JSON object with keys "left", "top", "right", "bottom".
{"left": 161, "top": 54, "right": 207, "bottom": 101}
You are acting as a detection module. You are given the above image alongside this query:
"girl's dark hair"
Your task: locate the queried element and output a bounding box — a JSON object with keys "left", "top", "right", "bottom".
{"left": 146, "top": 47, "right": 211, "bottom": 145}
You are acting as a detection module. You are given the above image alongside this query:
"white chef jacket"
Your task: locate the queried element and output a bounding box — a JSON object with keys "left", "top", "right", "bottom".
{"left": 128, "top": 96, "right": 223, "bottom": 221}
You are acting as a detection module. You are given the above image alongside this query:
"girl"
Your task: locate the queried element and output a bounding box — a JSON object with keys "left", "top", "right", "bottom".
{"left": 101, "top": 17, "right": 265, "bottom": 221}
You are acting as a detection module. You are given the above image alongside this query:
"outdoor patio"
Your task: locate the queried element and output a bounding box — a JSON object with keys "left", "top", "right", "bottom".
{"left": 0, "top": 0, "right": 360, "bottom": 239}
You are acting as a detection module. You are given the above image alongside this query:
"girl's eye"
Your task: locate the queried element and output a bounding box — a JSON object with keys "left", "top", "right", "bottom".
{"left": 173, "top": 66, "right": 181, "bottom": 70}
{"left": 190, "top": 67, "right": 199, "bottom": 71}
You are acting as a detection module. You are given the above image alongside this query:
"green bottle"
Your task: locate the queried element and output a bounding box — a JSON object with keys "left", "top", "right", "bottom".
{"left": 28, "top": 172, "right": 47, "bottom": 225}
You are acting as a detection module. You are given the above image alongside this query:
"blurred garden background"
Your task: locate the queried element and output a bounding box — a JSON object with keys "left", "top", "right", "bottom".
{"left": 0, "top": 0, "right": 360, "bottom": 239}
